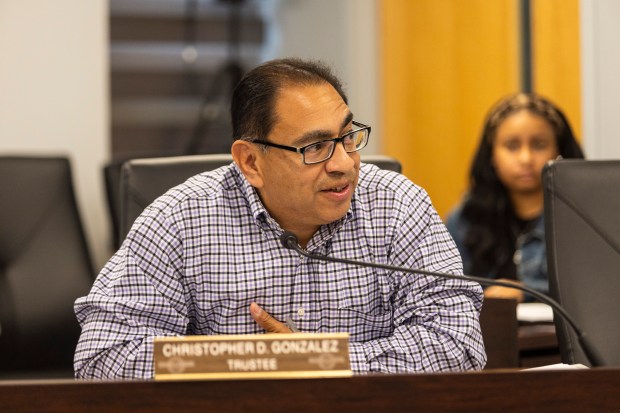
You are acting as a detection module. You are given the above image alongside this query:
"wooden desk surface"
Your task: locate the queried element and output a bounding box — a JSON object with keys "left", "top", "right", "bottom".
{"left": 1, "top": 368, "right": 618, "bottom": 413}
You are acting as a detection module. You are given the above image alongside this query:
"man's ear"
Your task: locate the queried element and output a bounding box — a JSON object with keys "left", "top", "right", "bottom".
{"left": 231, "top": 140, "right": 265, "bottom": 188}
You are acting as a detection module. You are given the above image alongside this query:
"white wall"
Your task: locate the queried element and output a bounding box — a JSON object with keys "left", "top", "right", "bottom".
{"left": 581, "top": 0, "right": 620, "bottom": 159}
{"left": 0, "top": 1, "right": 109, "bottom": 269}
{"left": 269, "top": 0, "right": 381, "bottom": 154}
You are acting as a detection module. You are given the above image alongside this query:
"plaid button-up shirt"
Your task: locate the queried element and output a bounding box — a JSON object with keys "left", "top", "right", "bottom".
{"left": 74, "top": 162, "right": 486, "bottom": 378}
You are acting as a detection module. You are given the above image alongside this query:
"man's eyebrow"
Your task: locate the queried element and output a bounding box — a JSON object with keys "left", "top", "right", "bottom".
{"left": 340, "top": 112, "right": 354, "bottom": 130}
{"left": 292, "top": 112, "right": 355, "bottom": 146}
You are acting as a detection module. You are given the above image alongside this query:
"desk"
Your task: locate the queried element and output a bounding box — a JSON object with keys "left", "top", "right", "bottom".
{"left": 0, "top": 369, "right": 618, "bottom": 412}
{"left": 480, "top": 298, "right": 560, "bottom": 369}
{"left": 519, "top": 323, "right": 560, "bottom": 368}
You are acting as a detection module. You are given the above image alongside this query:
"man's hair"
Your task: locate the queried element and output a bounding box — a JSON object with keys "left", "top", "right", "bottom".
{"left": 231, "top": 58, "right": 348, "bottom": 142}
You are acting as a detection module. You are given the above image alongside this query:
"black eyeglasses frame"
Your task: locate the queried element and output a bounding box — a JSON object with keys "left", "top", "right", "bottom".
{"left": 250, "top": 121, "right": 371, "bottom": 165}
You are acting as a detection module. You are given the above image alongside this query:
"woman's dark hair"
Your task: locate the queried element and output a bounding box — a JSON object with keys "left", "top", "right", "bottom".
{"left": 231, "top": 58, "right": 348, "bottom": 143}
{"left": 462, "top": 93, "right": 584, "bottom": 275}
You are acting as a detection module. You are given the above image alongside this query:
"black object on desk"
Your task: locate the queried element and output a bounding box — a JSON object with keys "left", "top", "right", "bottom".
{"left": 544, "top": 159, "right": 620, "bottom": 367}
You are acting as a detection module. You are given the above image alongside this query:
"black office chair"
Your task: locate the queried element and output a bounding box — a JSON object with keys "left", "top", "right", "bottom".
{"left": 543, "top": 159, "right": 620, "bottom": 366}
{"left": 0, "top": 156, "right": 94, "bottom": 378}
{"left": 119, "top": 154, "right": 234, "bottom": 244}
{"left": 118, "top": 154, "right": 402, "bottom": 245}
{"left": 361, "top": 154, "right": 402, "bottom": 174}
{"left": 103, "top": 159, "right": 125, "bottom": 250}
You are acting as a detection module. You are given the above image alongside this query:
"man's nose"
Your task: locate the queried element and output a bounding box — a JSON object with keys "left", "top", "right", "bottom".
{"left": 325, "top": 142, "right": 355, "bottom": 172}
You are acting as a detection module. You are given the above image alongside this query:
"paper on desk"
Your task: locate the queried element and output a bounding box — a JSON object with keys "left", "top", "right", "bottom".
{"left": 524, "top": 363, "right": 589, "bottom": 371}
{"left": 517, "top": 303, "right": 554, "bottom": 322}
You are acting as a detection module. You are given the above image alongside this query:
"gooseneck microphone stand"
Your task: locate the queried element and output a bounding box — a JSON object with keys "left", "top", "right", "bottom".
{"left": 279, "top": 231, "right": 605, "bottom": 368}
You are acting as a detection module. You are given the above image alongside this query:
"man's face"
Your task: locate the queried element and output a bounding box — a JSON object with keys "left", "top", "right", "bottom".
{"left": 253, "top": 82, "right": 360, "bottom": 243}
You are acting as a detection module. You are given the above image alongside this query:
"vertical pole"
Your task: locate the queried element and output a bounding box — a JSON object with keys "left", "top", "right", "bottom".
{"left": 519, "top": 0, "right": 533, "bottom": 92}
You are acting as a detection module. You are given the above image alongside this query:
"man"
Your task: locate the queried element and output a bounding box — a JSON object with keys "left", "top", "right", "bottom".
{"left": 74, "top": 58, "right": 486, "bottom": 378}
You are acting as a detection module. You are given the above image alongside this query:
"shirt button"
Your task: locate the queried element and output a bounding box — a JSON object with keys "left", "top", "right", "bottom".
{"left": 297, "top": 307, "right": 305, "bottom": 317}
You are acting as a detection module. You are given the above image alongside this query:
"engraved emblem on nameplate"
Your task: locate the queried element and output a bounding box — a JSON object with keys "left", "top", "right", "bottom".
{"left": 153, "top": 332, "right": 351, "bottom": 380}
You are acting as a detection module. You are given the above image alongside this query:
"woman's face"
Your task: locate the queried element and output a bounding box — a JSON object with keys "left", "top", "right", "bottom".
{"left": 492, "top": 110, "right": 559, "bottom": 195}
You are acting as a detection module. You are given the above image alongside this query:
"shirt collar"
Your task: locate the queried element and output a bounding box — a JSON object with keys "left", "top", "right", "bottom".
{"left": 231, "top": 163, "right": 269, "bottom": 222}
{"left": 230, "top": 162, "right": 354, "bottom": 250}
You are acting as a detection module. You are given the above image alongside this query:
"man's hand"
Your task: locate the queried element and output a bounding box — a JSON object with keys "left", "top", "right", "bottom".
{"left": 250, "top": 302, "right": 292, "bottom": 333}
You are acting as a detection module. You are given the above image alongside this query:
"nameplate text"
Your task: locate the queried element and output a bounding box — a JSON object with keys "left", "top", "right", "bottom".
{"left": 153, "top": 332, "right": 351, "bottom": 380}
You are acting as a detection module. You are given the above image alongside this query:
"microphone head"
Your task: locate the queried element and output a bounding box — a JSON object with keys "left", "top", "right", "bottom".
{"left": 280, "top": 231, "right": 299, "bottom": 250}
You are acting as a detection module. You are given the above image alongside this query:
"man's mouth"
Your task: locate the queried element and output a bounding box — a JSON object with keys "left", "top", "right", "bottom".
{"left": 323, "top": 184, "right": 349, "bottom": 193}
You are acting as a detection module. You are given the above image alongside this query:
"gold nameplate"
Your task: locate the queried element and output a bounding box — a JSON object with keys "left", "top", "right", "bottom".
{"left": 153, "top": 332, "right": 351, "bottom": 380}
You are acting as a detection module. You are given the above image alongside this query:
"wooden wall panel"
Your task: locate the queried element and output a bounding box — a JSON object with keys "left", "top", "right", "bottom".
{"left": 532, "top": 0, "right": 582, "bottom": 141}
{"left": 379, "top": 0, "right": 582, "bottom": 216}
{"left": 380, "top": 0, "right": 520, "bottom": 217}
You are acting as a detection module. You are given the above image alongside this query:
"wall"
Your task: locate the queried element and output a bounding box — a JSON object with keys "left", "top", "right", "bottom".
{"left": 379, "top": 0, "right": 620, "bottom": 218}
{"left": 273, "top": 0, "right": 380, "bottom": 154}
{"left": 1, "top": 0, "right": 619, "bottom": 272}
{"left": 0, "top": 1, "right": 109, "bottom": 269}
{"left": 0, "top": 0, "right": 379, "bottom": 271}
{"left": 532, "top": 0, "right": 582, "bottom": 140}
{"left": 380, "top": 0, "right": 520, "bottom": 217}
{"left": 581, "top": 0, "right": 620, "bottom": 158}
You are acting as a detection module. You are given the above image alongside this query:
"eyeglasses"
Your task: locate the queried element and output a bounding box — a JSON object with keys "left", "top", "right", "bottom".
{"left": 251, "top": 121, "right": 371, "bottom": 165}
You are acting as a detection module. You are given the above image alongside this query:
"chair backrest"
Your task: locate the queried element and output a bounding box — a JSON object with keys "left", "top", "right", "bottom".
{"left": 119, "top": 154, "right": 234, "bottom": 243}
{"left": 103, "top": 158, "right": 125, "bottom": 250}
{"left": 361, "top": 154, "right": 402, "bottom": 173}
{"left": 543, "top": 159, "right": 620, "bottom": 366}
{"left": 0, "top": 156, "right": 94, "bottom": 378}
{"left": 119, "top": 154, "right": 403, "bottom": 244}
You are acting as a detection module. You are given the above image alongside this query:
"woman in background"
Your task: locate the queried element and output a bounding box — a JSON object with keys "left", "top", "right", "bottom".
{"left": 446, "top": 93, "right": 584, "bottom": 302}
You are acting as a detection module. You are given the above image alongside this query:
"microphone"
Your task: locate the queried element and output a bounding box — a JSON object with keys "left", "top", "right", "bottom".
{"left": 279, "top": 231, "right": 605, "bottom": 367}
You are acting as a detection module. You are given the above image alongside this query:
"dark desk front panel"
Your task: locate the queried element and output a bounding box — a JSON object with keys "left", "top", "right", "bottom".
{"left": 1, "top": 368, "right": 618, "bottom": 413}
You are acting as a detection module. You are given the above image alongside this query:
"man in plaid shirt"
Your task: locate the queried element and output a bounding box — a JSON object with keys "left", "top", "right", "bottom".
{"left": 74, "top": 58, "right": 486, "bottom": 379}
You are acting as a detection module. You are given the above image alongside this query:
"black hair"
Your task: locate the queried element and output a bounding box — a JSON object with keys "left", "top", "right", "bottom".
{"left": 231, "top": 58, "right": 348, "bottom": 143}
{"left": 462, "top": 93, "right": 584, "bottom": 275}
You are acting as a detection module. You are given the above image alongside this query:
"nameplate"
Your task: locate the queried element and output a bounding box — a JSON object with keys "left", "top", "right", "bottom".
{"left": 153, "top": 332, "right": 351, "bottom": 380}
